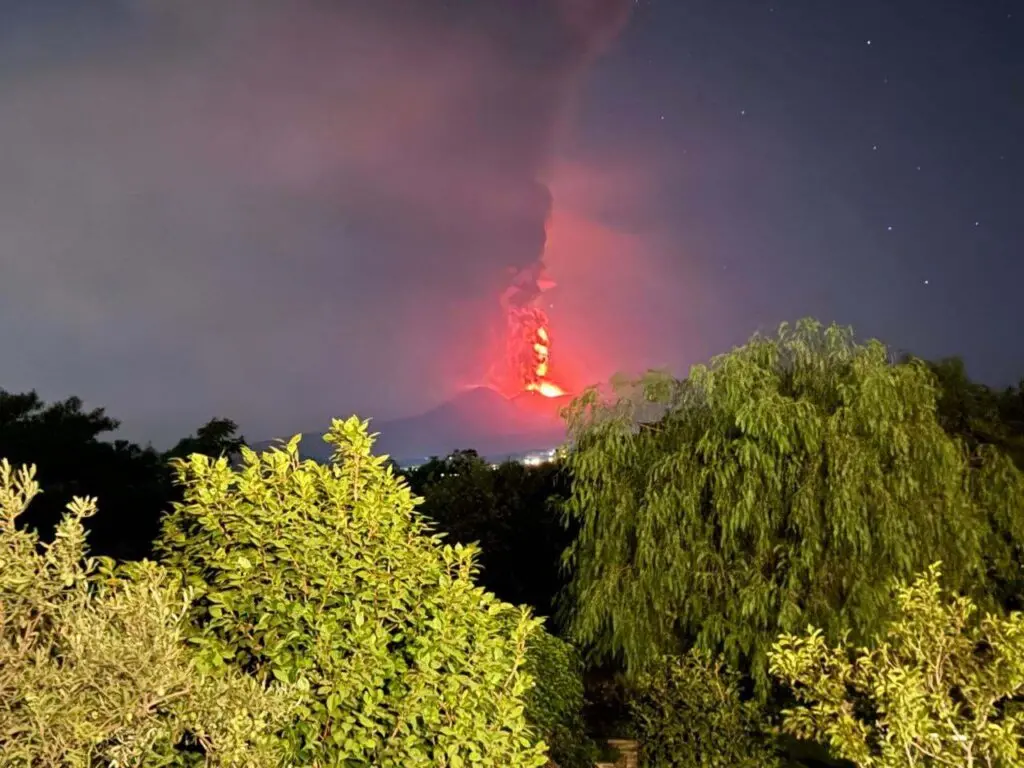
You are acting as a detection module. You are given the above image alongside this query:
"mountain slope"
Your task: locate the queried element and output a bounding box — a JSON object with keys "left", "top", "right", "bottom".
{"left": 253, "top": 386, "right": 570, "bottom": 465}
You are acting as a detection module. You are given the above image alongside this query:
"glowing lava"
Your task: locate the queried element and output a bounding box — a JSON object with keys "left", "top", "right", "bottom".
{"left": 497, "top": 260, "right": 568, "bottom": 399}
{"left": 508, "top": 305, "right": 567, "bottom": 398}
{"left": 526, "top": 323, "right": 566, "bottom": 397}
{"left": 531, "top": 380, "right": 567, "bottom": 398}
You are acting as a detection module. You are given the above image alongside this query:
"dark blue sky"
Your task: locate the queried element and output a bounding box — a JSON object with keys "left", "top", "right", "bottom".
{"left": 1, "top": 0, "right": 1021, "bottom": 445}
{"left": 573, "top": 0, "right": 1023, "bottom": 377}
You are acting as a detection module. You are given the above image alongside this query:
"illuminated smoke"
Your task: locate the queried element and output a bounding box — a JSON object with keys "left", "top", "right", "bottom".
{"left": 485, "top": 0, "right": 631, "bottom": 398}
{"left": 501, "top": 263, "right": 566, "bottom": 397}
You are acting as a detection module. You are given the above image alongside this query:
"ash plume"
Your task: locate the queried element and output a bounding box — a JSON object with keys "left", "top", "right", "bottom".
{"left": 0, "top": 0, "right": 631, "bottom": 442}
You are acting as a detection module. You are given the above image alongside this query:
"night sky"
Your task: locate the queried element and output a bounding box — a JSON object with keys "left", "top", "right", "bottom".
{"left": 1, "top": 0, "right": 1022, "bottom": 446}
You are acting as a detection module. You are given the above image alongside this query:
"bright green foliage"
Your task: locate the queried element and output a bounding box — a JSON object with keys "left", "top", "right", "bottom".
{"left": 157, "top": 417, "right": 549, "bottom": 768}
{"left": 628, "top": 650, "right": 781, "bottom": 768}
{"left": 0, "top": 459, "right": 289, "bottom": 767}
{"left": 517, "top": 621, "right": 597, "bottom": 768}
{"left": 770, "top": 564, "right": 1024, "bottom": 767}
{"left": 562, "top": 319, "right": 1024, "bottom": 693}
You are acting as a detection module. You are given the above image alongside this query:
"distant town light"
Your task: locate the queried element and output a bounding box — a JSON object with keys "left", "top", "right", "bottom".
{"left": 398, "top": 447, "right": 559, "bottom": 470}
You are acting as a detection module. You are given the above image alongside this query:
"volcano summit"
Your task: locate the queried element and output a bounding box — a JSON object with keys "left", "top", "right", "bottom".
{"left": 253, "top": 385, "right": 570, "bottom": 467}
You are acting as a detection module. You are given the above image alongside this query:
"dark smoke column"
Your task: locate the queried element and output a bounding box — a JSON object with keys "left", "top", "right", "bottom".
{"left": 493, "top": 0, "right": 632, "bottom": 397}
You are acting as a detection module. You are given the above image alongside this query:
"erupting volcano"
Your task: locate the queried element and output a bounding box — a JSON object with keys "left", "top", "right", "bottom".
{"left": 501, "top": 262, "right": 567, "bottom": 399}
{"left": 510, "top": 307, "right": 566, "bottom": 398}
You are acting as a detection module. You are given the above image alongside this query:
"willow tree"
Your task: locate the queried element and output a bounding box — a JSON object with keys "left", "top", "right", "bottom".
{"left": 561, "top": 319, "right": 1024, "bottom": 692}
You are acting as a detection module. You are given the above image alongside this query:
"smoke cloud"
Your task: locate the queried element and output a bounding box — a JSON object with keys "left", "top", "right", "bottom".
{"left": 0, "top": 0, "right": 630, "bottom": 443}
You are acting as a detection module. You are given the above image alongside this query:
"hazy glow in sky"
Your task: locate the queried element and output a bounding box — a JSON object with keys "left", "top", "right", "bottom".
{"left": 2, "top": 0, "right": 1022, "bottom": 445}
{"left": 0, "top": 0, "right": 642, "bottom": 443}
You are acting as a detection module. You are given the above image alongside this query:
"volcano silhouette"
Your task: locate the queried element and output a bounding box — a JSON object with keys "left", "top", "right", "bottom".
{"left": 254, "top": 386, "right": 570, "bottom": 466}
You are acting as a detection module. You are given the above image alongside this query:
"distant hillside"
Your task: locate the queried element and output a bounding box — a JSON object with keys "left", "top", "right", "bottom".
{"left": 252, "top": 386, "right": 571, "bottom": 466}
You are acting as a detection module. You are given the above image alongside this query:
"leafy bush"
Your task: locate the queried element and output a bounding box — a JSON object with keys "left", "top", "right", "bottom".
{"left": 770, "top": 564, "right": 1024, "bottom": 767}
{"left": 0, "top": 459, "right": 288, "bottom": 766}
{"left": 157, "top": 417, "right": 549, "bottom": 767}
{"left": 628, "top": 650, "right": 781, "bottom": 767}
{"left": 519, "top": 623, "right": 597, "bottom": 768}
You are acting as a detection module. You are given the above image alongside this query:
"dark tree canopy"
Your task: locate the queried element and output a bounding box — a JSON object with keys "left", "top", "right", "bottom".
{"left": 0, "top": 389, "right": 245, "bottom": 560}
{"left": 403, "top": 450, "right": 574, "bottom": 623}
{"left": 0, "top": 390, "right": 166, "bottom": 559}
{"left": 165, "top": 417, "right": 246, "bottom": 463}
{"left": 912, "top": 355, "right": 1024, "bottom": 470}
{"left": 561, "top": 320, "right": 1024, "bottom": 693}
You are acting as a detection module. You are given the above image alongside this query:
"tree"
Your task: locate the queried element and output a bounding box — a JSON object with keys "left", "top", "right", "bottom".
{"left": 770, "top": 564, "right": 1024, "bottom": 768}
{"left": 404, "top": 450, "right": 574, "bottom": 622}
{"left": 166, "top": 417, "right": 247, "bottom": 463}
{"left": 913, "top": 356, "right": 1024, "bottom": 470}
{"left": 561, "top": 319, "right": 1024, "bottom": 693}
{"left": 156, "top": 418, "right": 548, "bottom": 767}
{"left": 0, "top": 389, "right": 170, "bottom": 559}
{"left": 0, "top": 459, "right": 289, "bottom": 766}
{"left": 0, "top": 389, "right": 247, "bottom": 560}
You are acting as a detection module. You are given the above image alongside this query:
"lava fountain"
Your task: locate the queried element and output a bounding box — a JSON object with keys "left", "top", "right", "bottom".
{"left": 501, "top": 264, "right": 567, "bottom": 399}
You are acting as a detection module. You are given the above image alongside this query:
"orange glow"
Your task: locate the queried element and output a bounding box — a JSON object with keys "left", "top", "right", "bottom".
{"left": 499, "top": 263, "right": 567, "bottom": 399}
{"left": 507, "top": 306, "right": 566, "bottom": 398}
{"left": 527, "top": 379, "right": 566, "bottom": 398}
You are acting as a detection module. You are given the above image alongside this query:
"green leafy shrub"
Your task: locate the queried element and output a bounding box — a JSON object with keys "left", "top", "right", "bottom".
{"left": 770, "top": 564, "right": 1024, "bottom": 767}
{"left": 519, "top": 623, "right": 597, "bottom": 768}
{"left": 628, "top": 650, "right": 781, "bottom": 767}
{"left": 156, "top": 417, "right": 549, "bottom": 767}
{"left": 0, "top": 459, "right": 289, "bottom": 766}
